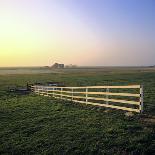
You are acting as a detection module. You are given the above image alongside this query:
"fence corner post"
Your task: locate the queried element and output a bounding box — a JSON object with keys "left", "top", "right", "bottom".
{"left": 140, "top": 85, "right": 143, "bottom": 113}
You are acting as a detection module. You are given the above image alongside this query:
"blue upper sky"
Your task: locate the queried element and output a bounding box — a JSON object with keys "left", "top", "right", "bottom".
{"left": 68, "top": 0, "right": 155, "bottom": 42}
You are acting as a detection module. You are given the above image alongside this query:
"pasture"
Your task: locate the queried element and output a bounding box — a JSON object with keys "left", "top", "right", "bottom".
{"left": 0, "top": 67, "right": 155, "bottom": 154}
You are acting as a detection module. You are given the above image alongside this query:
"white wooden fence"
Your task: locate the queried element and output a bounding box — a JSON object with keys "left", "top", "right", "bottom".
{"left": 31, "top": 85, "right": 143, "bottom": 113}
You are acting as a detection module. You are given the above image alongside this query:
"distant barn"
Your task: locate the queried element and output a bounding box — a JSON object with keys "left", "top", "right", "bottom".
{"left": 51, "top": 63, "right": 64, "bottom": 69}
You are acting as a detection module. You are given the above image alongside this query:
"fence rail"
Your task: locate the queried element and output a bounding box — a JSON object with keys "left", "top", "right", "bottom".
{"left": 31, "top": 85, "right": 143, "bottom": 113}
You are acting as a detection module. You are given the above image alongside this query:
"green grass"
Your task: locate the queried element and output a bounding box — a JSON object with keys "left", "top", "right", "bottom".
{"left": 0, "top": 67, "right": 155, "bottom": 154}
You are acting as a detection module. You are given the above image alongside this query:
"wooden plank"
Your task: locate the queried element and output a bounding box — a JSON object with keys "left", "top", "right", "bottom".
{"left": 43, "top": 95, "right": 49, "bottom": 97}
{"left": 53, "top": 93, "right": 61, "bottom": 96}
{"left": 72, "top": 96, "right": 86, "bottom": 99}
{"left": 86, "top": 85, "right": 140, "bottom": 89}
{"left": 44, "top": 85, "right": 140, "bottom": 89}
{"left": 72, "top": 100, "right": 140, "bottom": 112}
{"left": 53, "top": 94, "right": 139, "bottom": 105}
{"left": 53, "top": 90, "right": 71, "bottom": 93}
{"left": 53, "top": 93, "right": 85, "bottom": 99}
{"left": 49, "top": 90, "right": 140, "bottom": 97}
{"left": 34, "top": 89, "right": 41, "bottom": 91}
{"left": 47, "top": 90, "right": 54, "bottom": 92}
{"left": 87, "top": 97, "right": 139, "bottom": 105}
{"left": 34, "top": 91, "right": 139, "bottom": 105}
{"left": 54, "top": 94, "right": 72, "bottom": 98}
{"left": 52, "top": 93, "right": 139, "bottom": 105}
{"left": 44, "top": 92, "right": 53, "bottom": 94}
{"left": 71, "top": 91, "right": 140, "bottom": 97}
{"left": 54, "top": 97, "right": 71, "bottom": 101}
{"left": 51, "top": 96, "right": 140, "bottom": 113}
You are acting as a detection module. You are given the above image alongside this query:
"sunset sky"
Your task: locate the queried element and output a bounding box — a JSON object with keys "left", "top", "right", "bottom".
{"left": 0, "top": 0, "right": 155, "bottom": 67}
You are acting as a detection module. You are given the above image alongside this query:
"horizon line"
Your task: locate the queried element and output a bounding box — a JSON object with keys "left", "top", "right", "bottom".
{"left": 0, "top": 65, "right": 154, "bottom": 68}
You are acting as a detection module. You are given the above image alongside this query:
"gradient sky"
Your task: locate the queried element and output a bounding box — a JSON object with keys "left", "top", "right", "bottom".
{"left": 0, "top": 0, "right": 155, "bottom": 67}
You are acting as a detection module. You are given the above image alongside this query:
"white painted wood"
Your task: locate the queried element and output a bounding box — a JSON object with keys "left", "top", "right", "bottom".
{"left": 72, "top": 100, "right": 140, "bottom": 112}
{"left": 54, "top": 90, "right": 71, "bottom": 93}
{"left": 70, "top": 96, "right": 85, "bottom": 99}
{"left": 86, "top": 88, "right": 88, "bottom": 104}
{"left": 52, "top": 94, "right": 139, "bottom": 105}
{"left": 87, "top": 97, "right": 139, "bottom": 105}
{"left": 140, "top": 85, "right": 143, "bottom": 113}
{"left": 54, "top": 94, "right": 71, "bottom": 98}
{"left": 72, "top": 88, "right": 73, "bottom": 101}
{"left": 53, "top": 95, "right": 139, "bottom": 105}
{"left": 31, "top": 84, "right": 142, "bottom": 113}
{"left": 61, "top": 88, "right": 63, "bottom": 99}
{"left": 46, "top": 90, "right": 139, "bottom": 97}
{"left": 45, "top": 85, "right": 140, "bottom": 89}
{"left": 53, "top": 88, "right": 54, "bottom": 97}
{"left": 106, "top": 88, "right": 109, "bottom": 105}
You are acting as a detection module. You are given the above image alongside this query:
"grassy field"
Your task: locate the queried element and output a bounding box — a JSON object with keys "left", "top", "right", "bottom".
{"left": 0, "top": 67, "right": 155, "bottom": 154}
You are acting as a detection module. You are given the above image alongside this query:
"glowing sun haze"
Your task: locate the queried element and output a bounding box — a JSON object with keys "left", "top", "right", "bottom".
{"left": 0, "top": 0, "right": 155, "bottom": 67}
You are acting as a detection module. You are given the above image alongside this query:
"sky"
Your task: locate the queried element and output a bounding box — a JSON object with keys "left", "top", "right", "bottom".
{"left": 0, "top": 0, "right": 155, "bottom": 67}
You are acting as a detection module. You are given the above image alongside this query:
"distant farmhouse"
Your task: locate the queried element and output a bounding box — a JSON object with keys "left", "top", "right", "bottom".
{"left": 51, "top": 63, "right": 65, "bottom": 69}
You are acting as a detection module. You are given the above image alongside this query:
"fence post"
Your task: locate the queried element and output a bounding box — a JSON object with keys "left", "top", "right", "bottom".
{"left": 33, "top": 86, "right": 36, "bottom": 93}
{"left": 86, "top": 88, "right": 88, "bottom": 104}
{"left": 106, "top": 88, "right": 109, "bottom": 104}
{"left": 61, "top": 88, "right": 63, "bottom": 99}
{"left": 36, "top": 86, "right": 37, "bottom": 94}
{"left": 47, "top": 87, "right": 49, "bottom": 96}
{"left": 44, "top": 87, "right": 46, "bottom": 96}
{"left": 43, "top": 86, "right": 45, "bottom": 96}
{"left": 53, "top": 87, "right": 54, "bottom": 97}
{"left": 72, "top": 88, "right": 73, "bottom": 101}
{"left": 41, "top": 86, "right": 43, "bottom": 95}
{"left": 38, "top": 86, "right": 41, "bottom": 95}
{"left": 46, "top": 87, "right": 47, "bottom": 96}
{"left": 140, "top": 85, "right": 143, "bottom": 113}
{"left": 37, "top": 86, "right": 39, "bottom": 94}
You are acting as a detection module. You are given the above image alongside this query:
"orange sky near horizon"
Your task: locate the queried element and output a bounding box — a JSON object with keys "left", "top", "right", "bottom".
{"left": 0, "top": 0, "right": 102, "bottom": 66}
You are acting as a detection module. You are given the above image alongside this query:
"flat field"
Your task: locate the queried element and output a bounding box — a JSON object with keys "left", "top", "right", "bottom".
{"left": 0, "top": 67, "right": 155, "bottom": 154}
